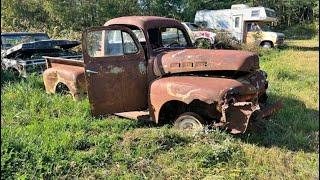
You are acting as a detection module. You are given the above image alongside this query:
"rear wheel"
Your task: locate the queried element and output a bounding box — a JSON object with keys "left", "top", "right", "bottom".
{"left": 174, "top": 112, "right": 204, "bottom": 131}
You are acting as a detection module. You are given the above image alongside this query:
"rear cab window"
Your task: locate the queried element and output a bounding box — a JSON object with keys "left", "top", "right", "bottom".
{"left": 148, "top": 27, "right": 188, "bottom": 49}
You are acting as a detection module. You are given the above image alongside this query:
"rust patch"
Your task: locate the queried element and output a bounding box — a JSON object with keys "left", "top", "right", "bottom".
{"left": 153, "top": 49, "right": 259, "bottom": 77}
{"left": 43, "top": 56, "right": 86, "bottom": 100}
{"left": 107, "top": 65, "right": 124, "bottom": 74}
{"left": 221, "top": 101, "right": 260, "bottom": 134}
{"left": 166, "top": 83, "right": 201, "bottom": 101}
{"left": 138, "top": 61, "right": 147, "bottom": 75}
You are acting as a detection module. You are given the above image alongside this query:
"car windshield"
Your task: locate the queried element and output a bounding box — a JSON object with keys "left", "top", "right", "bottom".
{"left": 148, "top": 27, "right": 188, "bottom": 49}
{"left": 1, "top": 34, "right": 50, "bottom": 49}
{"left": 187, "top": 23, "right": 200, "bottom": 31}
{"left": 258, "top": 23, "right": 273, "bottom": 31}
{"left": 247, "top": 22, "right": 273, "bottom": 32}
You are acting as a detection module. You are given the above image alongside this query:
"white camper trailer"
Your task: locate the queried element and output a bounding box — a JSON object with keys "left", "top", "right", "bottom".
{"left": 194, "top": 4, "right": 285, "bottom": 48}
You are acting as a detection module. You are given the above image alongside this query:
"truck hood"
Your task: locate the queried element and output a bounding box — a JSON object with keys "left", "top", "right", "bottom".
{"left": 153, "top": 49, "right": 259, "bottom": 76}
{"left": 263, "top": 31, "right": 285, "bottom": 38}
{"left": 3, "top": 40, "right": 80, "bottom": 58}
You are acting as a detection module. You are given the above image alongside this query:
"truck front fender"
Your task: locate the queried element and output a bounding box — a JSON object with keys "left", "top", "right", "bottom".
{"left": 149, "top": 76, "right": 255, "bottom": 124}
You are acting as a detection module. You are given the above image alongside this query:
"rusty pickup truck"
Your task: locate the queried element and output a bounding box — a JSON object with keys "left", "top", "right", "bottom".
{"left": 43, "top": 16, "right": 282, "bottom": 134}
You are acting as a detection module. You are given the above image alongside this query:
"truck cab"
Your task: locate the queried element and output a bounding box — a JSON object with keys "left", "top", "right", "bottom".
{"left": 44, "top": 16, "right": 282, "bottom": 134}
{"left": 244, "top": 21, "right": 285, "bottom": 48}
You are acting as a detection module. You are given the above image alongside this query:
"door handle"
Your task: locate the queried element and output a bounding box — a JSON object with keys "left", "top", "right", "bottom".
{"left": 86, "top": 69, "right": 98, "bottom": 74}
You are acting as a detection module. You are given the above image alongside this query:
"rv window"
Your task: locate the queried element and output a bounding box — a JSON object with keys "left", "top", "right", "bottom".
{"left": 266, "top": 9, "right": 276, "bottom": 18}
{"left": 235, "top": 17, "right": 240, "bottom": 28}
{"left": 251, "top": 10, "right": 260, "bottom": 17}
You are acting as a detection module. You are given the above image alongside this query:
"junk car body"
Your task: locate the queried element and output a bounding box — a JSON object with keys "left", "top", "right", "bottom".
{"left": 1, "top": 32, "right": 80, "bottom": 77}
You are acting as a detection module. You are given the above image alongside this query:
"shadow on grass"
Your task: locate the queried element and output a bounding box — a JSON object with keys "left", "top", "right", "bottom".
{"left": 238, "top": 94, "right": 319, "bottom": 153}
{"left": 1, "top": 70, "right": 23, "bottom": 87}
{"left": 111, "top": 94, "right": 319, "bottom": 153}
{"left": 278, "top": 45, "right": 319, "bottom": 51}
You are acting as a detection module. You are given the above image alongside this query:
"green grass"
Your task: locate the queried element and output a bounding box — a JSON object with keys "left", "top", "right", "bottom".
{"left": 1, "top": 39, "right": 319, "bottom": 179}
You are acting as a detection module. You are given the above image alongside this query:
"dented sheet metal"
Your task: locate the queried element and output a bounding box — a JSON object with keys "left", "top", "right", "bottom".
{"left": 43, "top": 57, "right": 86, "bottom": 100}
{"left": 221, "top": 101, "right": 260, "bottom": 134}
{"left": 149, "top": 76, "right": 258, "bottom": 123}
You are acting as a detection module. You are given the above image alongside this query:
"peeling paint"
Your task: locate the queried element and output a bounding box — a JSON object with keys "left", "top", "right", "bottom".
{"left": 138, "top": 61, "right": 147, "bottom": 75}
{"left": 107, "top": 65, "right": 124, "bottom": 74}
{"left": 166, "top": 83, "right": 201, "bottom": 101}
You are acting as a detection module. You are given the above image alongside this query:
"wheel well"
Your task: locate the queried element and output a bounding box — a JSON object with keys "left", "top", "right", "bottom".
{"left": 55, "top": 82, "right": 70, "bottom": 94}
{"left": 158, "top": 99, "right": 219, "bottom": 125}
{"left": 260, "top": 40, "right": 274, "bottom": 47}
{"left": 158, "top": 100, "right": 187, "bottom": 125}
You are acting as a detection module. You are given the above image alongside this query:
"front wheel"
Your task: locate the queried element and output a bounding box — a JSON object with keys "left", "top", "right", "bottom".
{"left": 174, "top": 112, "right": 204, "bottom": 131}
{"left": 261, "top": 41, "right": 273, "bottom": 48}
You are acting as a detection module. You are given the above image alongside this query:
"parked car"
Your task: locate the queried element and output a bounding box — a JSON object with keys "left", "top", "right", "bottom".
{"left": 195, "top": 4, "right": 285, "bottom": 48}
{"left": 181, "top": 22, "right": 216, "bottom": 47}
{"left": 1, "top": 32, "right": 81, "bottom": 77}
{"left": 43, "top": 16, "right": 282, "bottom": 134}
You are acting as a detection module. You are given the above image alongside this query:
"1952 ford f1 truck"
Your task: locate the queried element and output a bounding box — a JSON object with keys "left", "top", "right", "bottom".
{"left": 43, "top": 16, "right": 282, "bottom": 134}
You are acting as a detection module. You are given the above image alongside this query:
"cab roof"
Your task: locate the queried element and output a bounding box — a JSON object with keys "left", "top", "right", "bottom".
{"left": 104, "top": 16, "right": 185, "bottom": 30}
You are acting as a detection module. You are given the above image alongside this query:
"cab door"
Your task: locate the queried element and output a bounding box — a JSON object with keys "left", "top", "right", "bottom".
{"left": 82, "top": 25, "right": 148, "bottom": 116}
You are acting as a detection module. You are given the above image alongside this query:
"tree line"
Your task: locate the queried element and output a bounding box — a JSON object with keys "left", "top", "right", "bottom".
{"left": 1, "top": 0, "right": 319, "bottom": 34}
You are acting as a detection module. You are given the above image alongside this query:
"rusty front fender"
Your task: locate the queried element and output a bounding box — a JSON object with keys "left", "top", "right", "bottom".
{"left": 149, "top": 76, "right": 256, "bottom": 124}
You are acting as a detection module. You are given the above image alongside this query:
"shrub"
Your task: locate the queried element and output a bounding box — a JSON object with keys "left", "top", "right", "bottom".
{"left": 282, "top": 22, "right": 319, "bottom": 39}
{"left": 212, "top": 30, "right": 240, "bottom": 49}
{"left": 194, "top": 38, "right": 212, "bottom": 49}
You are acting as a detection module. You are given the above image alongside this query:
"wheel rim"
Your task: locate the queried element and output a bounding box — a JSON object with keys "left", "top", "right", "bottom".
{"left": 262, "top": 43, "right": 271, "bottom": 48}
{"left": 175, "top": 118, "right": 203, "bottom": 131}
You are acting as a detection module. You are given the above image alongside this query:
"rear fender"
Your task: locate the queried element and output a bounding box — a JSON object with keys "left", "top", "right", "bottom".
{"left": 43, "top": 67, "right": 86, "bottom": 99}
